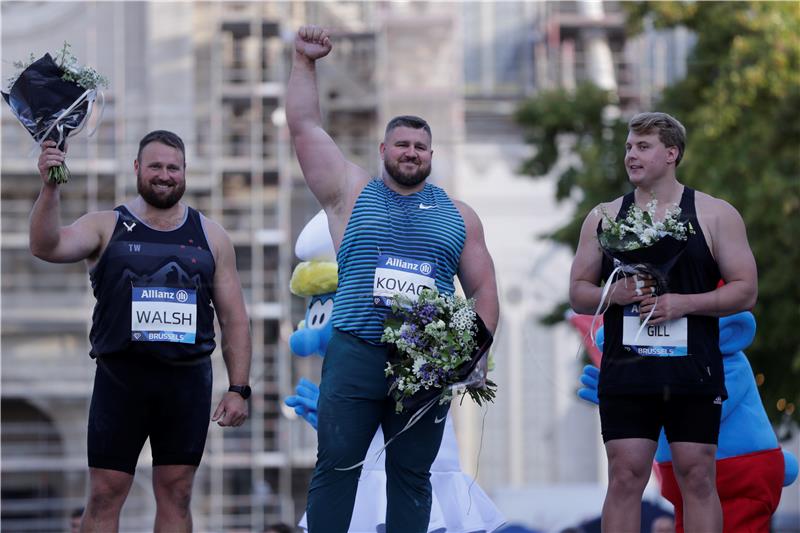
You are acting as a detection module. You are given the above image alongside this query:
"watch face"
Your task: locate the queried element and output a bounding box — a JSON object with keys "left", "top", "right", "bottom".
{"left": 230, "top": 385, "right": 251, "bottom": 399}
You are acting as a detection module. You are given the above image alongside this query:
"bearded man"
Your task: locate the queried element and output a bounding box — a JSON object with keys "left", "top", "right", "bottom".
{"left": 31, "top": 130, "right": 252, "bottom": 532}
{"left": 287, "top": 25, "right": 500, "bottom": 533}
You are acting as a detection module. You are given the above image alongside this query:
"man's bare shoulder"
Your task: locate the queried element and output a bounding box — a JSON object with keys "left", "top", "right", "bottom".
{"left": 342, "top": 165, "right": 372, "bottom": 199}
{"left": 585, "top": 196, "right": 625, "bottom": 226}
{"left": 197, "top": 214, "right": 232, "bottom": 248}
{"left": 451, "top": 199, "right": 479, "bottom": 225}
{"left": 694, "top": 189, "right": 741, "bottom": 218}
{"left": 79, "top": 210, "right": 118, "bottom": 230}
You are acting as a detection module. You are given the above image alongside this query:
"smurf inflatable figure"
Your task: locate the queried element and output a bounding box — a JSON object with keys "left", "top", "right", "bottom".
{"left": 284, "top": 211, "right": 506, "bottom": 533}
{"left": 578, "top": 311, "right": 799, "bottom": 533}
{"left": 287, "top": 210, "right": 338, "bottom": 361}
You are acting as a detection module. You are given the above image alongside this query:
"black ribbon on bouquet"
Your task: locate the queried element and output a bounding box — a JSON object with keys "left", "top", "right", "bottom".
{"left": 2, "top": 53, "right": 100, "bottom": 151}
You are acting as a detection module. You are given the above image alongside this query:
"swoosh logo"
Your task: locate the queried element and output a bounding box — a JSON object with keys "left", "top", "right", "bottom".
{"left": 419, "top": 203, "right": 436, "bottom": 210}
{"left": 434, "top": 415, "right": 447, "bottom": 424}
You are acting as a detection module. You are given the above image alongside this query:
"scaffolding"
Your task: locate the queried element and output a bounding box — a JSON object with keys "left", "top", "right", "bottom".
{"left": 0, "top": 2, "right": 304, "bottom": 530}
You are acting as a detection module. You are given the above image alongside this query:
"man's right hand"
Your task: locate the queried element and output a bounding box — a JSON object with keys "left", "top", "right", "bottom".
{"left": 37, "top": 140, "right": 65, "bottom": 184}
{"left": 295, "top": 25, "right": 332, "bottom": 61}
{"left": 609, "top": 273, "right": 657, "bottom": 307}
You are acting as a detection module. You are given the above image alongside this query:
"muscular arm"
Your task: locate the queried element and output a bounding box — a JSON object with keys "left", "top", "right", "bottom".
{"left": 681, "top": 200, "right": 757, "bottom": 316}
{"left": 29, "top": 141, "right": 108, "bottom": 263}
{"left": 206, "top": 219, "right": 252, "bottom": 426}
{"left": 287, "top": 26, "right": 368, "bottom": 221}
{"left": 637, "top": 198, "right": 757, "bottom": 324}
{"left": 569, "top": 208, "right": 607, "bottom": 314}
{"left": 455, "top": 201, "right": 499, "bottom": 334}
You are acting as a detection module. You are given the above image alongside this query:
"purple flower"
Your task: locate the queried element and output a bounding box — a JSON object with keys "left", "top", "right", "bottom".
{"left": 417, "top": 303, "right": 437, "bottom": 324}
{"left": 400, "top": 323, "right": 421, "bottom": 345}
{"left": 420, "top": 364, "right": 432, "bottom": 380}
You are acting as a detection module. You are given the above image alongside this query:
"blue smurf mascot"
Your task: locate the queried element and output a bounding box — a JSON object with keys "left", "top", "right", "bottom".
{"left": 288, "top": 210, "right": 337, "bottom": 359}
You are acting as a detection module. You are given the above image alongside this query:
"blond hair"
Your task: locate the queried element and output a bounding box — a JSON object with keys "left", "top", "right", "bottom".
{"left": 628, "top": 112, "right": 686, "bottom": 166}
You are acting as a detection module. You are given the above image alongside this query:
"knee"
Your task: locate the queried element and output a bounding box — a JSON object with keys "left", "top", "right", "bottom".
{"left": 674, "top": 463, "right": 716, "bottom": 498}
{"left": 607, "top": 463, "right": 650, "bottom": 495}
{"left": 154, "top": 477, "right": 194, "bottom": 512}
{"left": 86, "top": 485, "right": 126, "bottom": 514}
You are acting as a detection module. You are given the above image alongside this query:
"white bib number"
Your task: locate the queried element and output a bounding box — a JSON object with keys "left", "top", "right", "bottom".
{"left": 622, "top": 304, "right": 688, "bottom": 357}
{"left": 131, "top": 286, "right": 197, "bottom": 344}
{"left": 373, "top": 254, "right": 436, "bottom": 307}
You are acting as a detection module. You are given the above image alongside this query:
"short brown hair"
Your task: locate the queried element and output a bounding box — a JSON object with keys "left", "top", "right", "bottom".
{"left": 628, "top": 112, "right": 686, "bottom": 166}
{"left": 385, "top": 115, "right": 432, "bottom": 142}
{"left": 137, "top": 130, "right": 186, "bottom": 165}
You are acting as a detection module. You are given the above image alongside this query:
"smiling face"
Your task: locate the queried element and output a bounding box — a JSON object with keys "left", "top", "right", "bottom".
{"left": 135, "top": 141, "right": 186, "bottom": 209}
{"left": 624, "top": 130, "right": 679, "bottom": 188}
{"left": 381, "top": 126, "right": 433, "bottom": 188}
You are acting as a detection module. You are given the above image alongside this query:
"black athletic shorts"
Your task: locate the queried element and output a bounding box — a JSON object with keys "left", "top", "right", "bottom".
{"left": 599, "top": 392, "right": 722, "bottom": 445}
{"left": 87, "top": 354, "right": 213, "bottom": 474}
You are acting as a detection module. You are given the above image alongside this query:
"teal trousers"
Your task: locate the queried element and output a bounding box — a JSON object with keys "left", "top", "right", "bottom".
{"left": 306, "top": 328, "right": 449, "bottom": 533}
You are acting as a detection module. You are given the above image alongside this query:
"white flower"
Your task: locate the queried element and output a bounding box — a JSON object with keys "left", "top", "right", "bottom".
{"left": 598, "top": 198, "right": 691, "bottom": 251}
{"left": 642, "top": 227, "right": 658, "bottom": 243}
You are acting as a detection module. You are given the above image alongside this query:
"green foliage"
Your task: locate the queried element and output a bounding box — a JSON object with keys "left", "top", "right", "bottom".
{"left": 517, "top": 1, "right": 800, "bottom": 422}
{"left": 6, "top": 41, "right": 109, "bottom": 92}
{"left": 514, "top": 82, "right": 632, "bottom": 246}
{"left": 55, "top": 41, "right": 109, "bottom": 90}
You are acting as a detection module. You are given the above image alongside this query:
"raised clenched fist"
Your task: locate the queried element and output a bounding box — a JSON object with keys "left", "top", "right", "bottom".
{"left": 295, "top": 25, "right": 332, "bottom": 61}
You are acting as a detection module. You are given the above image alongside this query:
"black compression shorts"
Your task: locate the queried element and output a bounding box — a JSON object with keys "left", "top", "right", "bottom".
{"left": 87, "top": 354, "right": 213, "bottom": 474}
{"left": 599, "top": 392, "right": 722, "bottom": 445}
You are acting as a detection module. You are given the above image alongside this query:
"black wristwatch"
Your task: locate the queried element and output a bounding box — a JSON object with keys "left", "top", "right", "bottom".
{"left": 228, "top": 385, "right": 252, "bottom": 400}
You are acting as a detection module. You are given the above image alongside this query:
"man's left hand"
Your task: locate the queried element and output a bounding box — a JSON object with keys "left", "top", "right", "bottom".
{"left": 212, "top": 393, "right": 249, "bottom": 427}
{"left": 470, "top": 353, "right": 489, "bottom": 389}
{"left": 638, "top": 293, "right": 688, "bottom": 324}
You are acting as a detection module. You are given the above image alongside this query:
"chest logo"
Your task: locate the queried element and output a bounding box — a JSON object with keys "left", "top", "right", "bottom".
{"left": 418, "top": 203, "right": 436, "bottom": 210}
{"left": 123, "top": 221, "right": 137, "bottom": 232}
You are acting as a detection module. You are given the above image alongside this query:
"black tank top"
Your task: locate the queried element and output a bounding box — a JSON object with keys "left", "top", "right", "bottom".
{"left": 598, "top": 187, "right": 726, "bottom": 397}
{"left": 89, "top": 205, "right": 216, "bottom": 362}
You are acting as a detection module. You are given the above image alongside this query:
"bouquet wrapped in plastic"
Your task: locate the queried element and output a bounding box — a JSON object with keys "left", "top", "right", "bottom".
{"left": 2, "top": 43, "right": 106, "bottom": 183}
{"left": 591, "top": 198, "right": 695, "bottom": 345}
{"left": 382, "top": 288, "right": 495, "bottom": 414}
{"left": 596, "top": 198, "right": 694, "bottom": 295}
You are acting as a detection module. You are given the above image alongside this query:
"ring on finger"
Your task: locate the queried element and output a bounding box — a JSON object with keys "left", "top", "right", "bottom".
{"left": 650, "top": 286, "right": 656, "bottom": 295}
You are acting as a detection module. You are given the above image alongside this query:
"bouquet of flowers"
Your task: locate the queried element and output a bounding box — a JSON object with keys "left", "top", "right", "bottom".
{"left": 382, "top": 288, "right": 495, "bottom": 414}
{"left": 2, "top": 42, "right": 108, "bottom": 184}
{"left": 596, "top": 198, "right": 694, "bottom": 295}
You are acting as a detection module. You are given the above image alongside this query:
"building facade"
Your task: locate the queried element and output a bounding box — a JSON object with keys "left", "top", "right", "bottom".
{"left": 2, "top": 1, "right": 698, "bottom": 531}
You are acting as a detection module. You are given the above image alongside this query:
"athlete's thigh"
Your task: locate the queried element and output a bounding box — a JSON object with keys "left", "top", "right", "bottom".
{"left": 149, "top": 358, "right": 213, "bottom": 467}
{"left": 663, "top": 394, "right": 721, "bottom": 445}
{"left": 87, "top": 357, "right": 151, "bottom": 474}
{"left": 316, "top": 330, "right": 386, "bottom": 465}
{"left": 599, "top": 394, "right": 664, "bottom": 443}
{"left": 382, "top": 399, "right": 449, "bottom": 472}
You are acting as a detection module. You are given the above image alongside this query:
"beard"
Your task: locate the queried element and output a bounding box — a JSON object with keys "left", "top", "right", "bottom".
{"left": 137, "top": 171, "right": 186, "bottom": 209}
{"left": 384, "top": 157, "right": 431, "bottom": 187}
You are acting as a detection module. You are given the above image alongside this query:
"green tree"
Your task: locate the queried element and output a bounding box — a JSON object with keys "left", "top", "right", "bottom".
{"left": 517, "top": 1, "right": 800, "bottom": 422}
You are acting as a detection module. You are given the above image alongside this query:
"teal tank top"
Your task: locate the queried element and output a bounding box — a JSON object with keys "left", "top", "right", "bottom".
{"left": 332, "top": 179, "right": 466, "bottom": 343}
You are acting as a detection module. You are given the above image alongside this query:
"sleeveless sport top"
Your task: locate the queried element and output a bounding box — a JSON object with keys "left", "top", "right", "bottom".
{"left": 598, "top": 187, "right": 726, "bottom": 397}
{"left": 89, "top": 205, "right": 217, "bottom": 362}
{"left": 332, "top": 179, "right": 466, "bottom": 343}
